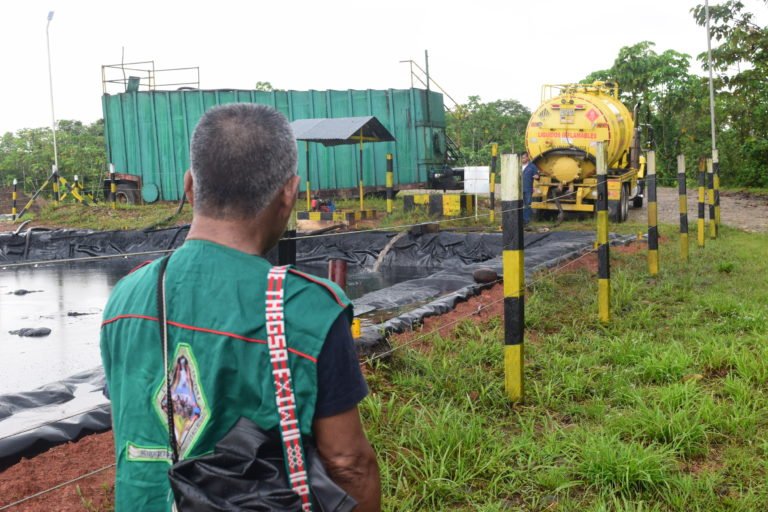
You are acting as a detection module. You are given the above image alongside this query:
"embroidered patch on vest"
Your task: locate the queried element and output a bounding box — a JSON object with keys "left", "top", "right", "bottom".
{"left": 126, "top": 443, "right": 172, "bottom": 462}
{"left": 154, "top": 343, "right": 209, "bottom": 457}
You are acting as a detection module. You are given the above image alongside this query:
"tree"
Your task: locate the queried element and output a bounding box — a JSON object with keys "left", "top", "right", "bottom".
{"left": 446, "top": 97, "right": 530, "bottom": 165}
{"left": 582, "top": 41, "right": 711, "bottom": 183}
{"left": 0, "top": 119, "right": 106, "bottom": 194}
{"left": 254, "top": 81, "right": 274, "bottom": 91}
{"left": 692, "top": 0, "right": 768, "bottom": 186}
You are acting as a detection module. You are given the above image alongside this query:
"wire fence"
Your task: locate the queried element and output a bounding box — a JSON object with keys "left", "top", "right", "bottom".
{"left": 1, "top": 189, "right": 581, "bottom": 271}
{"left": 0, "top": 463, "right": 116, "bottom": 511}
{"left": 0, "top": 184, "right": 612, "bottom": 507}
{"left": 363, "top": 246, "right": 599, "bottom": 365}
{"left": 0, "top": 404, "right": 111, "bottom": 444}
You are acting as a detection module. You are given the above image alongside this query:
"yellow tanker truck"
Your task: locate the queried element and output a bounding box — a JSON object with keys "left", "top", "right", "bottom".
{"left": 525, "top": 81, "right": 644, "bottom": 223}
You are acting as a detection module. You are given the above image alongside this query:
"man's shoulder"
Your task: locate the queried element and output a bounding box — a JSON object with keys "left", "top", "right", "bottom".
{"left": 286, "top": 268, "right": 351, "bottom": 309}
{"left": 118, "top": 257, "right": 163, "bottom": 288}
{"left": 104, "top": 257, "right": 163, "bottom": 318}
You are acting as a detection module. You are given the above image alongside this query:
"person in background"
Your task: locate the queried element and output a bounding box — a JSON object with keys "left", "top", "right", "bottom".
{"left": 101, "top": 103, "right": 381, "bottom": 511}
{"left": 521, "top": 152, "right": 540, "bottom": 226}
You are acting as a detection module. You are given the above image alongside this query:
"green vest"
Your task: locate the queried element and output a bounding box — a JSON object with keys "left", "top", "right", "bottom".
{"left": 100, "top": 240, "right": 351, "bottom": 511}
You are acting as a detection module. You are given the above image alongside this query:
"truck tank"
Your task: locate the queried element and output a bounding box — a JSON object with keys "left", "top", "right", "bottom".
{"left": 525, "top": 82, "right": 634, "bottom": 183}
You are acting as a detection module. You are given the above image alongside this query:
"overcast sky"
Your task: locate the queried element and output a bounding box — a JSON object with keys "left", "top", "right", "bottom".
{"left": 1, "top": 0, "right": 765, "bottom": 135}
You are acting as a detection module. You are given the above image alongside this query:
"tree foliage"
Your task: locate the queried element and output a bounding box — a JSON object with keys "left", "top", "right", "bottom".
{"left": 0, "top": 120, "right": 106, "bottom": 194}
{"left": 446, "top": 96, "right": 530, "bottom": 165}
{"left": 691, "top": 0, "right": 768, "bottom": 186}
{"left": 583, "top": 41, "right": 713, "bottom": 184}
{"left": 254, "top": 81, "right": 275, "bottom": 91}
{"left": 583, "top": 0, "right": 768, "bottom": 189}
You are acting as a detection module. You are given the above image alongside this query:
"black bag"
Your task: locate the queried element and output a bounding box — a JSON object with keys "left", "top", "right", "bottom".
{"left": 156, "top": 257, "right": 356, "bottom": 511}
{"left": 168, "top": 418, "right": 356, "bottom": 511}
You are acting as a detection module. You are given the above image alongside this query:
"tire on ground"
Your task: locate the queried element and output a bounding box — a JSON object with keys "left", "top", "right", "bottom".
{"left": 115, "top": 183, "right": 140, "bottom": 205}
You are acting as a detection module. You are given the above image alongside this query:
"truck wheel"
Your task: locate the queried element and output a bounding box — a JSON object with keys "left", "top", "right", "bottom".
{"left": 622, "top": 183, "right": 630, "bottom": 221}
{"left": 608, "top": 185, "right": 628, "bottom": 223}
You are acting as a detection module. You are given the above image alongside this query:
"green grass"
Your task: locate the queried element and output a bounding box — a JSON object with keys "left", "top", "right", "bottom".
{"left": 17, "top": 201, "right": 191, "bottom": 231}
{"left": 721, "top": 187, "right": 768, "bottom": 197}
{"left": 363, "top": 225, "right": 768, "bottom": 510}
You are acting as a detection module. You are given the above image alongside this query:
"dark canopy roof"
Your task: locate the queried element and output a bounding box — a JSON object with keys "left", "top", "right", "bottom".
{"left": 290, "top": 116, "right": 395, "bottom": 146}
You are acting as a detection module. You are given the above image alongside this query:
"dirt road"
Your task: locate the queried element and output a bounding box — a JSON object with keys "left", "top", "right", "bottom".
{"left": 628, "top": 187, "right": 768, "bottom": 233}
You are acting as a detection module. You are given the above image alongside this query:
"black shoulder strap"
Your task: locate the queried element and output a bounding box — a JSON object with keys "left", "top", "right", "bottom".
{"left": 155, "top": 255, "right": 179, "bottom": 464}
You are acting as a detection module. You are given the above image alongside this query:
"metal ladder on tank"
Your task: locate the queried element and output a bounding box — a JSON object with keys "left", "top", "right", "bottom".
{"left": 400, "top": 52, "right": 465, "bottom": 166}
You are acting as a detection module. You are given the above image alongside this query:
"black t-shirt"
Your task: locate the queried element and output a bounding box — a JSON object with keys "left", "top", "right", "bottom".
{"left": 314, "top": 312, "right": 369, "bottom": 419}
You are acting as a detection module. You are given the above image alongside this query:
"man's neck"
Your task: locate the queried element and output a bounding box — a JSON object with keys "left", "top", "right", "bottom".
{"left": 186, "top": 215, "right": 272, "bottom": 256}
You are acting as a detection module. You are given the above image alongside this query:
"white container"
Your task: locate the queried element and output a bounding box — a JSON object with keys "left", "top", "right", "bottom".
{"left": 463, "top": 166, "right": 490, "bottom": 194}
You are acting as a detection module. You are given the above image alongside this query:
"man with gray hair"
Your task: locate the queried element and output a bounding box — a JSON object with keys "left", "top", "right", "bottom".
{"left": 101, "top": 103, "right": 381, "bottom": 511}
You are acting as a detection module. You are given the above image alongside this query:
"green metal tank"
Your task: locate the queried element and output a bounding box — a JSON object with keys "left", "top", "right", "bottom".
{"left": 101, "top": 88, "right": 447, "bottom": 202}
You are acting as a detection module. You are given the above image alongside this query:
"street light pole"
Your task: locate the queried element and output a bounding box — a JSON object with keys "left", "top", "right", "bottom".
{"left": 46, "top": 11, "right": 59, "bottom": 171}
{"left": 704, "top": 0, "right": 717, "bottom": 156}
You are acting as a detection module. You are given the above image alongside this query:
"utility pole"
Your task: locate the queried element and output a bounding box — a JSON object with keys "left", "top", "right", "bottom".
{"left": 46, "top": 11, "right": 59, "bottom": 171}
{"left": 704, "top": 0, "right": 717, "bottom": 156}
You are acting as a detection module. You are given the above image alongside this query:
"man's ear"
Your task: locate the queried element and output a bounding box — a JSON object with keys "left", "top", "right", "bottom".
{"left": 280, "top": 175, "right": 300, "bottom": 211}
{"left": 184, "top": 170, "right": 194, "bottom": 206}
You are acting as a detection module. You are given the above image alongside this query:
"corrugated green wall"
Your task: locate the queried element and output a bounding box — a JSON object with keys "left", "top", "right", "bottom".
{"left": 102, "top": 88, "right": 446, "bottom": 201}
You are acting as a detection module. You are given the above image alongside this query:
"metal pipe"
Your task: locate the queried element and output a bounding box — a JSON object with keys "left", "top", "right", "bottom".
{"left": 327, "top": 259, "right": 348, "bottom": 290}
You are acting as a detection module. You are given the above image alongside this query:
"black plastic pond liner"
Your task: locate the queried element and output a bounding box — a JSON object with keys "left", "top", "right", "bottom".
{"left": 354, "top": 232, "right": 636, "bottom": 353}
{"left": 0, "top": 227, "right": 634, "bottom": 466}
{"left": 0, "top": 367, "right": 109, "bottom": 470}
{"left": 0, "top": 226, "right": 191, "bottom": 263}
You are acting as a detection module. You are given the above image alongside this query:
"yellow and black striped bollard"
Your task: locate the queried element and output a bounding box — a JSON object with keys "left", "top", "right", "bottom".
{"left": 677, "top": 155, "right": 689, "bottom": 262}
{"left": 697, "top": 160, "right": 706, "bottom": 248}
{"left": 109, "top": 163, "right": 117, "bottom": 210}
{"left": 12, "top": 178, "right": 18, "bottom": 219}
{"left": 501, "top": 153, "right": 524, "bottom": 402}
{"left": 596, "top": 142, "right": 610, "bottom": 324}
{"left": 707, "top": 158, "right": 717, "bottom": 239}
{"left": 712, "top": 149, "right": 720, "bottom": 233}
{"left": 713, "top": 150, "right": 721, "bottom": 229}
{"left": 647, "top": 151, "right": 659, "bottom": 276}
{"left": 51, "top": 165, "right": 60, "bottom": 205}
{"left": 386, "top": 153, "right": 394, "bottom": 215}
{"left": 305, "top": 142, "right": 312, "bottom": 212}
{"left": 489, "top": 143, "right": 498, "bottom": 224}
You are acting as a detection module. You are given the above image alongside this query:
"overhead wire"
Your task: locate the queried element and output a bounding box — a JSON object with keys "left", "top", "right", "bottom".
{"left": 362, "top": 245, "right": 600, "bottom": 365}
